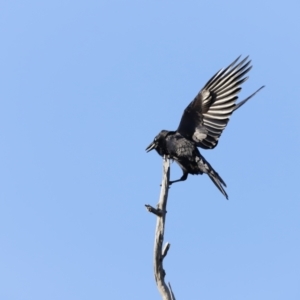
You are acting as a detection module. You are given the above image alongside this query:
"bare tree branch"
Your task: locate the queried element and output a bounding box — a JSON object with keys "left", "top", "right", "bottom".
{"left": 145, "top": 157, "right": 176, "bottom": 300}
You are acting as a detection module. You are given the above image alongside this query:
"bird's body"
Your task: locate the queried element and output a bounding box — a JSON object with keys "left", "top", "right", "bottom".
{"left": 156, "top": 131, "right": 200, "bottom": 176}
{"left": 146, "top": 56, "right": 264, "bottom": 199}
{"left": 149, "top": 130, "right": 228, "bottom": 198}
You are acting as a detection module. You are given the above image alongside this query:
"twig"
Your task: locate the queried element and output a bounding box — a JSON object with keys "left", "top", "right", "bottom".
{"left": 145, "top": 205, "right": 163, "bottom": 217}
{"left": 146, "top": 157, "right": 176, "bottom": 300}
{"left": 168, "top": 282, "right": 176, "bottom": 300}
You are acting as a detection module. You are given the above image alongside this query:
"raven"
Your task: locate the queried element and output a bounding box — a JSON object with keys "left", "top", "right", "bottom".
{"left": 146, "top": 56, "right": 264, "bottom": 199}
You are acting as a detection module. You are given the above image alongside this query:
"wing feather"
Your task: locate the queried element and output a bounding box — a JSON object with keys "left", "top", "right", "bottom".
{"left": 177, "top": 56, "right": 264, "bottom": 149}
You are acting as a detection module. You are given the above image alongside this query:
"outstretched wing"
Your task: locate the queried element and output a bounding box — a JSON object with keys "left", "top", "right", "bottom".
{"left": 177, "top": 56, "right": 264, "bottom": 149}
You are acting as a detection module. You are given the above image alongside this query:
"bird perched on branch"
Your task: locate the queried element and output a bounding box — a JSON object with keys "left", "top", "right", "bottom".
{"left": 146, "top": 56, "right": 264, "bottom": 199}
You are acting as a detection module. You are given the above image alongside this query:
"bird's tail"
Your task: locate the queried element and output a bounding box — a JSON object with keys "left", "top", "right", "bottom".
{"left": 196, "top": 155, "right": 228, "bottom": 199}
{"left": 208, "top": 169, "right": 228, "bottom": 200}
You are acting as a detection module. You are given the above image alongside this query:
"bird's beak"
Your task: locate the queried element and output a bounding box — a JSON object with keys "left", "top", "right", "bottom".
{"left": 146, "top": 141, "right": 156, "bottom": 152}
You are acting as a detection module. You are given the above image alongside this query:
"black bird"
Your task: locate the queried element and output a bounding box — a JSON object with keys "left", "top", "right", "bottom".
{"left": 146, "top": 56, "right": 264, "bottom": 199}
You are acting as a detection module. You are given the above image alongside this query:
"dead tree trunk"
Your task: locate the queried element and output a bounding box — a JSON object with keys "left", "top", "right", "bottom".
{"left": 145, "top": 157, "right": 176, "bottom": 300}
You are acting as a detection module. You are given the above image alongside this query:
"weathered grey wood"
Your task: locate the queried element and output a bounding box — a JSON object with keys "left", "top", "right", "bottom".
{"left": 154, "top": 157, "right": 172, "bottom": 299}
{"left": 146, "top": 157, "right": 176, "bottom": 300}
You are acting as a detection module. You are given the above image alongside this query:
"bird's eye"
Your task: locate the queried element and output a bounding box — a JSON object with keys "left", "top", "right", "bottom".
{"left": 154, "top": 138, "right": 157, "bottom": 141}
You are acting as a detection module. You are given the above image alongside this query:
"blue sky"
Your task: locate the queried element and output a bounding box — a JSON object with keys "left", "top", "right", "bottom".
{"left": 0, "top": 1, "right": 299, "bottom": 299}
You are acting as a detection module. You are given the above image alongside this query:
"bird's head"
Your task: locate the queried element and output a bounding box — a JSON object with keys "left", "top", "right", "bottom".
{"left": 146, "top": 130, "right": 170, "bottom": 154}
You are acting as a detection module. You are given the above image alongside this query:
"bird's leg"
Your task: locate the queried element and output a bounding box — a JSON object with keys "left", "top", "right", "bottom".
{"left": 169, "top": 172, "right": 188, "bottom": 185}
